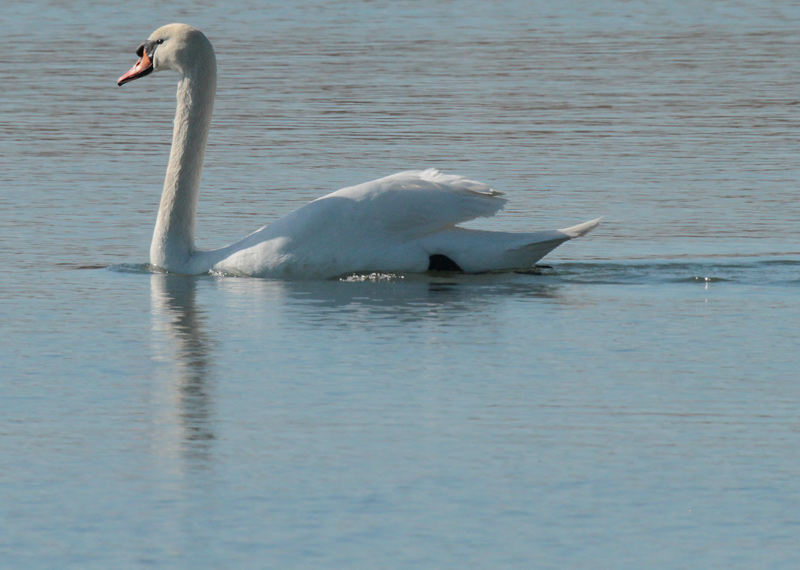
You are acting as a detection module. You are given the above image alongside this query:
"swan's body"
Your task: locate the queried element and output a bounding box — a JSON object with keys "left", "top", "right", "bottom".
{"left": 118, "top": 24, "right": 600, "bottom": 279}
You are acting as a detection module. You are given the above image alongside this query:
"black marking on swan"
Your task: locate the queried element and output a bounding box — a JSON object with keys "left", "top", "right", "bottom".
{"left": 428, "top": 254, "right": 463, "bottom": 272}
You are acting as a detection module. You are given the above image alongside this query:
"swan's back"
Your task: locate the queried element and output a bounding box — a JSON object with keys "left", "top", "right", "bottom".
{"left": 319, "top": 169, "right": 507, "bottom": 237}
{"left": 207, "top": 169, "right": 597, "bottom": 278}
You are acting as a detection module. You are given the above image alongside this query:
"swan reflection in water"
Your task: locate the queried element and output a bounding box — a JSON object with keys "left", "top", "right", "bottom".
{"left": 146, "top": 267, "right": 564, "bottom": 469}
{"left": 150, "top": 272, "right": 216, "bottom": 467}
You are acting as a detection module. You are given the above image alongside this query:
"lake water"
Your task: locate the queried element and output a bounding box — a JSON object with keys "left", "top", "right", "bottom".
{"left": 2, "top": 0, "right": 799, "bottom": 568}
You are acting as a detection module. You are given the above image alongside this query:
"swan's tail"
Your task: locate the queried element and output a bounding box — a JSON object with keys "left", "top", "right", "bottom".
{"left": 420, "top": 217, "right": 601, "bottom": 272}
{"left": 558, "top": 217, "right": 603, "bottom": 238}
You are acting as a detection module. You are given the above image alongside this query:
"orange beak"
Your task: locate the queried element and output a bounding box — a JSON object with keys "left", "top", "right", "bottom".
{"left": 117, "top": 47, "right": 153, "bottom": 86}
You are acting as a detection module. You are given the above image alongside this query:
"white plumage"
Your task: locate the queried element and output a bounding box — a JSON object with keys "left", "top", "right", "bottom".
{"left": 118, "top": 24, "right": 600, "bottom": 279}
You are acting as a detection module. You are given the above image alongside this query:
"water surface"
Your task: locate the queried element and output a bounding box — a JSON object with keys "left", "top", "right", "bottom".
{"left": 1, "top": 1, "right": 799, "bottom": 568}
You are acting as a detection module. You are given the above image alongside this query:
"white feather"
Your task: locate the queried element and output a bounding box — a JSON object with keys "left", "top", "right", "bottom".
{"left": 119, "top": 24, "right": 600, "bottom": 279}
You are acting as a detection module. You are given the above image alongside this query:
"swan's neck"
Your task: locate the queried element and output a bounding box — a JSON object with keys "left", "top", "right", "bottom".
{"left": 150, "top": 59, "right": 216, "bottom": 271}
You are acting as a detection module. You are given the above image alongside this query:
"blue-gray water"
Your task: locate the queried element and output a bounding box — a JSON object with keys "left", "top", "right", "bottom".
{"left": 2, "top": 1, "right": 799, "bottom": 568}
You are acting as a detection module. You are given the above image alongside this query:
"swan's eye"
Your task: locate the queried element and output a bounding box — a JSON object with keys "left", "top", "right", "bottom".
{"left": 135, "top": 39, "right": 163, "bottom": 58}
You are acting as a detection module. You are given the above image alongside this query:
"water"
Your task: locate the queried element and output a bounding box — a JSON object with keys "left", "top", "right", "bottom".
{"left": 2, "top": 0, "right": 799, "bottom": 568}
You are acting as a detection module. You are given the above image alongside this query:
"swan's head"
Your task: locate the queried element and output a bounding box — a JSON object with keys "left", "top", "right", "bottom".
{"left": 118, "top": 23, "right": 215, "bottom": 86}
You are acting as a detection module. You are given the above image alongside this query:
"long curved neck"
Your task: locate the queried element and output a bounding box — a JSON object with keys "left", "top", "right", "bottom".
{"left": 150, "top": 57, "right": 217, "bottom": 271}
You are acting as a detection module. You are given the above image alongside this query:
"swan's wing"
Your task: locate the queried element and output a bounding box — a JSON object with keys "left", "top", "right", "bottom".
{"left": 210, "top": 170, "right": 600, "bottom": 277}
{"left": 320, "top": 168, "right": 507, "bottom": 239}
{"left": 215, "top": 169, "right": 511, "bottom": 277}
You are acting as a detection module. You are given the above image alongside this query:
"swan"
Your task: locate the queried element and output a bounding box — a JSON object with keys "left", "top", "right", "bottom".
{"left": 117, "top": 23, "right": 600, "bottom": 279}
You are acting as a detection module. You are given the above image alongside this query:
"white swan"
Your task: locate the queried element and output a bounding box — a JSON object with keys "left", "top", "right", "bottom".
{"left": 118, "top": 24, "right": 600, "bottom": 279}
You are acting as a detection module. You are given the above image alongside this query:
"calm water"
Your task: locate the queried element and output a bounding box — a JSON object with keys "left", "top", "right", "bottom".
{"left": 2, "top": 0, "right": 799, "bottom": 568}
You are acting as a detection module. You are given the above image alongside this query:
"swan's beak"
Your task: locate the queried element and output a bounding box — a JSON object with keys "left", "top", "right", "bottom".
{"left": 117, "top": 47, "right": 153, "bottom": 86}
